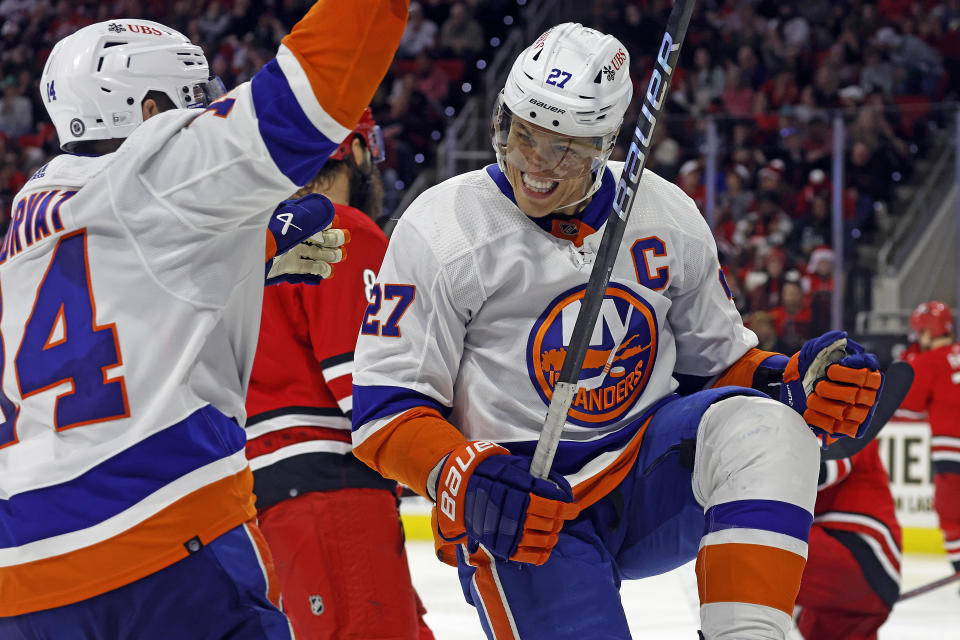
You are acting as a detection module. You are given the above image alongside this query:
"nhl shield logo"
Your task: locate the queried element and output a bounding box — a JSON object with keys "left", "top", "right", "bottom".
{"left": 527, "top": 282, "right": 658, "bottom": 427}
{"left": 309, "top": 595, "right": 324, "bottom": 616}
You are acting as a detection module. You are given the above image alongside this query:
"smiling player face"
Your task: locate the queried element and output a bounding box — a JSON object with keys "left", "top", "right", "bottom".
{"left": 502, "top": 118, "right": 599, "bottom": 218}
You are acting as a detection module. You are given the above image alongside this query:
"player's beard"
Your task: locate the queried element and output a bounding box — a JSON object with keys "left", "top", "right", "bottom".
{"left": 348, "top": 160, "right": 384, "bottom": 222}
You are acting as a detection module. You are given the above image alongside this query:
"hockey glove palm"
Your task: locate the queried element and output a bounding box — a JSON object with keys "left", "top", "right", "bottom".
{"left": 781, "top": 331, "right": 884, "bottom": 442}
{"left": 264, "top": 193, "right": 349, "bottom": 284}
{"left": 434, "top": 441, "right": 580, "bottom": 565}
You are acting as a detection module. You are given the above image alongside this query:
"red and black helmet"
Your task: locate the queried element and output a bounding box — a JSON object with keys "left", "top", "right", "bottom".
{"left": 329, "top": 107, "right": 385, "bottom": 164}
{"left": 909, "top": 300, "right": 954, "bottom": 338}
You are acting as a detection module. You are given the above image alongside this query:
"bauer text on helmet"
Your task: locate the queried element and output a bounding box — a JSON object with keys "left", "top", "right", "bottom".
{"left": 40, "top": 19, "right": 225, "bottom": 152}
{"left": 492, "top": 23, "right": 632, "bottom": 215}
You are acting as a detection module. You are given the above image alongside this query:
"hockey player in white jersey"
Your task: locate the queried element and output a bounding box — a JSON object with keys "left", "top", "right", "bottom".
{"left": 351, "top": 23, "right": 885, "bottom": 640}
{"left": 0, "top": 3, "right": 407, "bottom": 639}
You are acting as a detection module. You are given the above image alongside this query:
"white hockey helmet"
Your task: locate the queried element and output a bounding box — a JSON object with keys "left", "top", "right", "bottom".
{"left": 492, "top": 23, "right": 633, "bottom": 203}
{"left": 40, "top": 19, "right": 224, "bottom": 152}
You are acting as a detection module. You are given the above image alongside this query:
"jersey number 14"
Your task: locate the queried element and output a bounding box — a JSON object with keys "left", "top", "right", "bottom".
{"left": 0, "top": 230, "right": 129, "bottom": 449}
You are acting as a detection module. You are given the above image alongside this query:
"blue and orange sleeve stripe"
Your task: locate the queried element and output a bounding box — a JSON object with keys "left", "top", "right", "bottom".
{"left": 282, "top": 0, "right": 408, "bottom": 132}
{"left": 252, "top": 0, "right": 408, "bottom": 185}
{"left": 353, "top": 406, "right": 466, "bottom": 498}
{"left": 712, "top": 348, "right": 788, "bottom": 391}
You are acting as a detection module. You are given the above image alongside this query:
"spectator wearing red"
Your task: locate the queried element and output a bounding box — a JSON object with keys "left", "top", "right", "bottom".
{"left": 413, "top": 52, "right": 449, "bottom": 104}
{"left": 743, "top": 246, "right": 796, "bottom": 312}
{"left": 752, "top": 91, "right": 779, "bottom": 137}
{"left": 761, "top": 67, "right": 799, "bottom": 109}
{"left": 721, "top": 64, "right": 754, "bottom": 117}
{"left": 769, "top": 278, "right": 814, "bottom": 354}
{"left": 802, "top": 246, "right": 835, "bottom": 296}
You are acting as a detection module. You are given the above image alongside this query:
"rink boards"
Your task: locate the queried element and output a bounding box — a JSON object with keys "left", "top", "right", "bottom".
{"left": 876, "top": 419, "right": 944, "bottom": 554}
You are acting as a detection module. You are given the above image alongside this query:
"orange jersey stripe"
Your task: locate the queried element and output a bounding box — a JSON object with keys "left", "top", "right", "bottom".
{"left": 282, "top": 0, "right": 409, "bottom": 130}
{"left": 713, "top": 348, "right": 781, "bottom": 389}
{"left": 468, "top": 545, "right": 519, "bottom": 639}
{"left": 571, "top": 416, "right": 652, "bottom": 510}
{"left": 353, "top": 406, "right": 467, "bottom": 498}
{"left": 696, "top": 542, "right": 806, "bottom": 615}
{"left": 0, "top": 468, "right": 256, "bottom": 616}
{"left": 265, "top": 230, "right": 278, "bottom": 262}
{"left": 244, "top": 520, "right": 282, "bottom": 608}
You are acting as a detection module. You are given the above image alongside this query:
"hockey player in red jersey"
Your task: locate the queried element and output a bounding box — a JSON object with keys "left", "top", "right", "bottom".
{"left": 794, "top": 440, "right": 902, "bottom": 640}
{"left": 0, "top": 3, "right": 407, "bottom": 639}
{"left": 246, "top": 109, "right": 435, "bottom": 640}
{"left": 900, "top": 300, "right": 960, "bottom": 575}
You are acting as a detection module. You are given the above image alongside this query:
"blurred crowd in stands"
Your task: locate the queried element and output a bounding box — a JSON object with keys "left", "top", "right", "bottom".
{"left": 594, "top": 0, "right": 959, "bottom": 352}
{"left": 1, "top": 0, "right": 959, "bottom": 351}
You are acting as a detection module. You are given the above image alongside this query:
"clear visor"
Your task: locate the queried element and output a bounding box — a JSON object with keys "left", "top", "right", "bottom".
{"left": 492, "top": 103, "right": 612, "bottom": 180}
{"left": 366, "top": 124, "right": 386, "bottom": 164}
{"left": 186, "top": 75, "right": 227, "bottom": 108}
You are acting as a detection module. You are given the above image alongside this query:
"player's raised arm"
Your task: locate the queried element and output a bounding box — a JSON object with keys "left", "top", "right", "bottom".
{"left": 52, "top": 1, "right": 410, "bottom": 233}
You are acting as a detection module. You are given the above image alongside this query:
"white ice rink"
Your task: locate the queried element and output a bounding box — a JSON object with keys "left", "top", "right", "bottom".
{"left": 405, "top": 541, "right": 960, "bottom": 639}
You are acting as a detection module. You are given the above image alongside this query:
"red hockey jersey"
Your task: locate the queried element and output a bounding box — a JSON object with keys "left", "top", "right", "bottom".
{"left": 245, "top": 203, "right": 395, "bottom": 510}
{"left": 901, "top": 343, "right": 960, "bottom": 438}
{"left": 901, "top": 342, "right": 960, "bottom": 475}
{"left": 812, "top": 440, "right": 903, "bottom": 607}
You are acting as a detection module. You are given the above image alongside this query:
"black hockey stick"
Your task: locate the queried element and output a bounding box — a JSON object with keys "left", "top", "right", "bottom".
{"left": 530, "top": 0, "right": 697, "bottom": 479}
{"left": 898, "top": 570, "right": 960, "bottom": 602}
{"left": 820, "top": 360, "right": 914, "bottom": 460}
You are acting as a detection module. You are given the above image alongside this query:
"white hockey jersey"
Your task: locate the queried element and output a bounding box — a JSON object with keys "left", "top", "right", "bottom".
{"left": 352, "top": 162, "right": 758, "bottom": 504}
{"left": 0, "top": 2, "right": 406, "bottom": 616}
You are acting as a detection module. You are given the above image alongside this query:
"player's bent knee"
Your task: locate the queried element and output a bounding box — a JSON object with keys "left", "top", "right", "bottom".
{"left": 693, "top": 395, "right": 820, "bottom": 512}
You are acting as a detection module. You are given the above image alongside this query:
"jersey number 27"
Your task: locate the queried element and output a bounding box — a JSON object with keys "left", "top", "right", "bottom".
{"left": 361, "top": 283, "right": 415, "bottom": 338}
{"left": 0, "top": 230, "right": 129, "bottom": 449}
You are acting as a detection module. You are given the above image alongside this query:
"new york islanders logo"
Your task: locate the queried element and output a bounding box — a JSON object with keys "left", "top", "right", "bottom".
{"left": 527, "top": 282, "right": 658, "bottom": 427}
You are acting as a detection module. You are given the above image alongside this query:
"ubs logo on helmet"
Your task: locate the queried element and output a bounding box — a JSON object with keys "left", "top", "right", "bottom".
{"left": 527, "top": 282, "right": 658, "bottom": 427}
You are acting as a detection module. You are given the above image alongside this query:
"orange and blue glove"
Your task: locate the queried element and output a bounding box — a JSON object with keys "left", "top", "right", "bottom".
{"left": 781, "top": 331, "right": 884, "bottom": 443}
{"left": 434, "top": 441, "right": 580, "bottom": 565}
{"left": 264, "top": 193, "right": 348, "bottom": 284}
